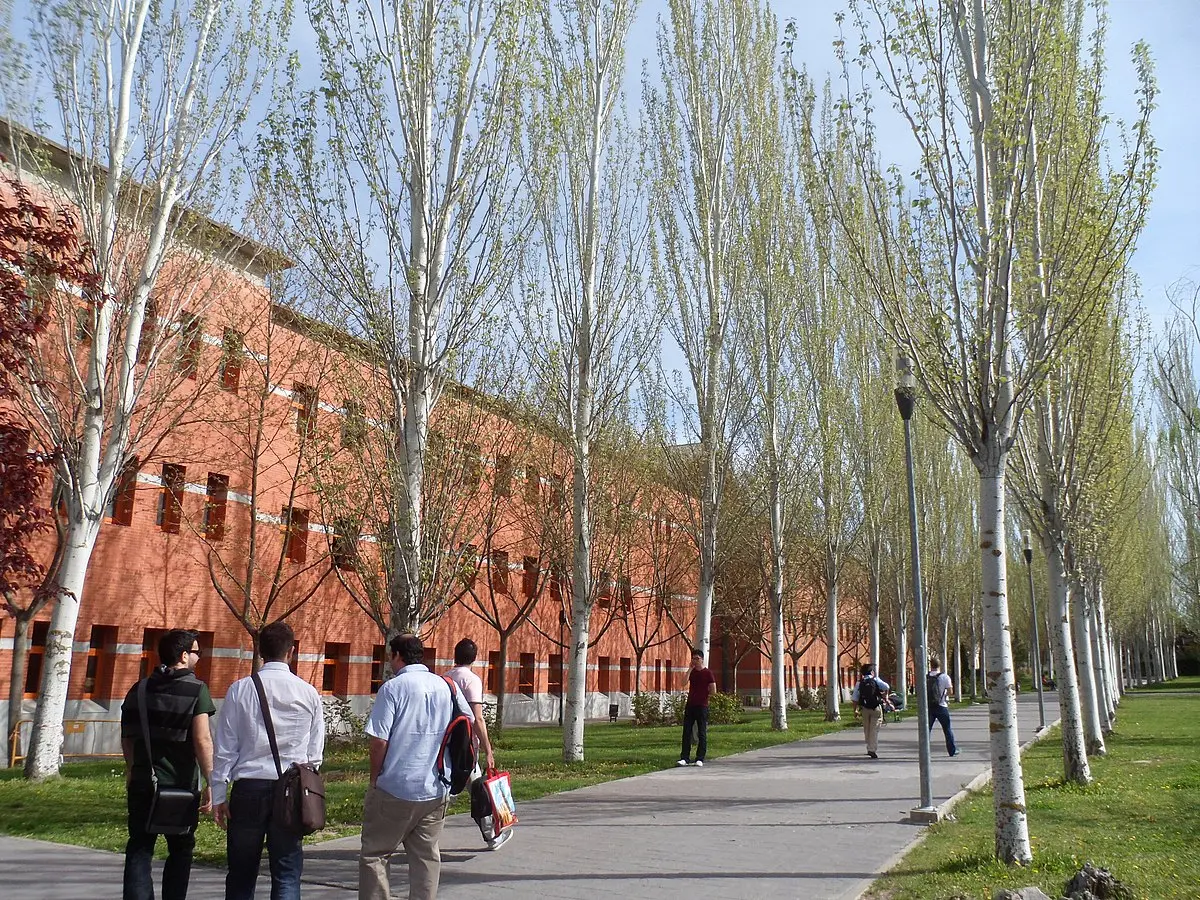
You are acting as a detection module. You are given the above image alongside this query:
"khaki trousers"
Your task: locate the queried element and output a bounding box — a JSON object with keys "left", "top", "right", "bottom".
{"left": 862, "top": 706, "right": 882, "bottom": 753}
{"left": 358, "top": 787, "right": 449, "bottom": 900}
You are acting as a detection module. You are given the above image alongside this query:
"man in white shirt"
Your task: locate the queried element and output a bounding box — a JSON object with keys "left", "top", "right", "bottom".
{"left": 360, "top": 633, "right": 473, "bottom": 900}
{"left": 211, "top": 622, "right": 325, "bottom": 900}
{"left": 445, "top": 637, "right": 511, "bottom": 851}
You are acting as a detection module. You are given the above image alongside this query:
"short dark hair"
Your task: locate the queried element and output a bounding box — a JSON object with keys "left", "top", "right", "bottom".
{"left": 158, "top": 629, "right": 198, "bottom": 667}
{"left": 928, "top": 656, "right": 941, "bottom": 671}
{"left": 390, "top": 633, "right": 424, "bottom": 665}
{"left": 690, "top": 647, "right": 704, "bottom": 659}
{"left": 860, "top": 663, "right": 874, "bottom": 678}
{"left": 259, "top": 622, "right": 295, "bottom": 662}
{"left": 454, "top": 638, "right": 478, "bottom": 666}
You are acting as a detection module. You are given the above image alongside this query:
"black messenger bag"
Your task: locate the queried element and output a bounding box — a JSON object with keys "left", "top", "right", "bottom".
{"left": 137, "top": 678, "right": 201, "bottom": 835}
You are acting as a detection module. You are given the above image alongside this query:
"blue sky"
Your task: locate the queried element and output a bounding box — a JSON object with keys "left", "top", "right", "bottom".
{"left": 625, "top": 0, "right": 1199, "bottom": 326}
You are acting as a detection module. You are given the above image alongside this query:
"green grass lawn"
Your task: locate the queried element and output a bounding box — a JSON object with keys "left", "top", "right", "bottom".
{"left": 866, "top": 688, "right": 1200, "bottom": 900}
{"left": 1124, "top": 673, "right": 1200, "bottom": 692}
{"left": 0, "top": 708, "right": 846, "bottom": 865}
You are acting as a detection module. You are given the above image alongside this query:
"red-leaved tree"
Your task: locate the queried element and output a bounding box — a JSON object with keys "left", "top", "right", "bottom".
{"left": 1, "top": 173, "right": 97, "bottom": 760}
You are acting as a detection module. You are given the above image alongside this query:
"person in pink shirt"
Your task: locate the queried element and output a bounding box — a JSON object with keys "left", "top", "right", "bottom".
{"left": 445, "top": 639, "right": 511, "bottom": 850}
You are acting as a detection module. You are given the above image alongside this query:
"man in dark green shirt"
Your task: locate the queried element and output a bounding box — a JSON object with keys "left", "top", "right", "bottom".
{"left": 120, "top": 629, "right": 216, "bottom": 900}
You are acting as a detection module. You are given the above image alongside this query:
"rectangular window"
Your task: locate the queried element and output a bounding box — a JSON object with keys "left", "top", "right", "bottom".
{"left": 597, "top": 571, "right": 612, "bottom": 609}
{"left": 423, "top": 646, "right": 438, "bottom": 669}
{"left": 342, "top": 399, "right": 366, "bottom": 448}
{"left": 802, "top": 666, "right": 810, "bottom": 689}
{"left": 487, "top": 650, "right": 500, "bottom": 693}
{"left": 110, "top": 456, "right": 139, "bottom": 526}
{"left": 322, "top": 642, "right": 349, "bottom": 696}
{"left": 371, "top": 645, "right": 385, "bottom": 693}
{"left": 158, "top": 463, "right": 185, "bottom": 533}
{"left": 283, "top": 507, "right": 309, "bottom": 563}
{"left": 464, "top": 442, "right": 481, "bottom": 489}
{"left": 524, "top": 465, "right": 539, "bottom": 504}
{"left": 23, "top": 621, "right": 50, "bottom": 697}
{"left": 619, "top": 657, "right": 632, "bottom": 694}
{"left": 522, "top": 556, "right": 538, "bottom": 597}
{"left": 82, "top": 625, "right": 117, "bottom": 700}
{"left": 820, "top": 666, "right": 826, "bottom": 687}
{"left": 220, "top": 328, "right": 242, "bottom": 392}
{"left": 548, "top": 654, "right": 563, "bottom": 696}
{"left": 619, "top": 576, "right": 633, "bottom": 612}
{"left": 204, "top": 473, "right": 229, "bottom": 541}
{"left": 490, "top": 550, "right": 509, "bottom": 594}
{"left": 332, "top": 518, "right": 359, "bottom": 570}
{"left": 495, "top": 455, "right": 512, "bottom": 497}
{"left": 177, "top": 311, "right": 201, "bottom": 378}
{"left": 597, "top": 656, "right": 610, "bottom": 694}
{"left": 519, "top": 653, "right": 535, "bottom": 696}
{"left": 550, "top": 567, "right": 564, "bottom": 605}
{"left": 654, "top": 659, "right": 662, "bottom": 693}
{"left": 140, "top": 628, "right": 171, "bottom": 680}
{"left": 550, "top": 474, "right": 565, "bottom": 511}
{"left": 191, "top": 631, "right": 214, "bottom": 684}
{"left": 293, "top": 383, "right": 318, "bottom": 438}
{"left": 136, "top": 298, "right": 157, "bottom": 365}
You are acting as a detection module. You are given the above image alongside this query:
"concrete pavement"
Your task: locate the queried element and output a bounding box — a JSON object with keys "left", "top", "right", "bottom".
{"left": 0, "top": 692, "right": 1058, "bottom": 899}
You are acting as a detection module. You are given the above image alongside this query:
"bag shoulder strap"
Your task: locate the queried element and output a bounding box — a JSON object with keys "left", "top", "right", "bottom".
{"left": 251, "top": 671, "right": 284, "bottom": 778}
{"left": 136, "top": 678, "right": 158, "bottom": 789}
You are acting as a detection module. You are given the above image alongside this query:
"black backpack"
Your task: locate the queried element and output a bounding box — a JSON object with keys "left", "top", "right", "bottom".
{"left": 858, "top": 676, "right": 881, "bottom": 710}
{"left": 927, "top": 672, "right": 943, "bottom": 709}
{"left": 435, "top": 676, "right": 476, "bottom": 795}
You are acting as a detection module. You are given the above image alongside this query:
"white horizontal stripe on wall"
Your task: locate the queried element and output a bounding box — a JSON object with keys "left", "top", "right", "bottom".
{"left": 209, "top": 648, "right": 254, "bottom": 660}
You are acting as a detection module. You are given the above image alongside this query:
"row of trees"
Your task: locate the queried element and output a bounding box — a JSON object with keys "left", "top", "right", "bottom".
{"left": 0, "top": 1, "right": 1189, "bottom": 868}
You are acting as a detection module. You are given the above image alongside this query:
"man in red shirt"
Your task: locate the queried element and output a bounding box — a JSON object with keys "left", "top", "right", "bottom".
{"left": 677, "top": 649, "right": 716, "bottom": 767}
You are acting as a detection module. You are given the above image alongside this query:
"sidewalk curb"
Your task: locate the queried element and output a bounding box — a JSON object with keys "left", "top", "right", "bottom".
{"left": 852, "top": 716, "right": 1062, "bottom": 900}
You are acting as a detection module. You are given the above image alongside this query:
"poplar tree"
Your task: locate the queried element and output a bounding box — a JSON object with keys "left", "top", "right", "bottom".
{"left": 11, "top": 0, "right": 289, "bottom": 780}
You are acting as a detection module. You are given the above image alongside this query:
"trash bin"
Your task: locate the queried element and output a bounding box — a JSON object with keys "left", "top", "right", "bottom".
{"left": 609, "top": 703, "right": 619, "bottom": 722}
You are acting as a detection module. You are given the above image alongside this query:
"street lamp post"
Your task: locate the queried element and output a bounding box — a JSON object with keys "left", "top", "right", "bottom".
{"left": 894, "top": 351, "right": 936, "bottom": 822}
{"left": 1022, "top": 530, "right": 1047, "bottom": 731}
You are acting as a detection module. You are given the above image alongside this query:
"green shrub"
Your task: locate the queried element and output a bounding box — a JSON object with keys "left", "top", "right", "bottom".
{"left": 664, "top": 692, "right": 685, "bottom": 726}
{"left": 323, "top": 696, "right": 368, "bottom": 743}
{"left": 792, "top": 687, "right": 820, "bottom": 711}
{"left": 632, "top": 692, "right": 663, "bottom": 726}
{"left": 708, "top": 692, "right": 743, "bottom": 724}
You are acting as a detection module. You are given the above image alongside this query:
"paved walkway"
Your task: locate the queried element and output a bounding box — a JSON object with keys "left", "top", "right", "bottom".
{"left": 0, "top": 693, "right": 1058, "bottom": 900}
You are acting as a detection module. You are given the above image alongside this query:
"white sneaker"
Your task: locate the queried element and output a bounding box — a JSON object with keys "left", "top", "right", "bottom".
{"left": 694, "top": 760, "right": 704, "bottom": 768}
{"left": 677, "top": 759, "right": 689, "bottom": 767}
{"left": 487, "top": 829, "right": 514, "bottom": 851}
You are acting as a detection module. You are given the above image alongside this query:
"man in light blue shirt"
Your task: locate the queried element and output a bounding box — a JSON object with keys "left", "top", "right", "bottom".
{"left": 359, "top": 634, "right": 473, "bottom": 900}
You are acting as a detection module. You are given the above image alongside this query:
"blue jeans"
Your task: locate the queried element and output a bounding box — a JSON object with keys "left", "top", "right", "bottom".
{"left": 681, "top": 706, "right": 709, "bottom": 762}
{"left": 124, "top": 785, "right": 196, "bottom": 900}
{"left": 225, "top": 779, "right": 304, "bottom": 900}
{"left": 929, "top": 704, "right": 958, "bottom": 755}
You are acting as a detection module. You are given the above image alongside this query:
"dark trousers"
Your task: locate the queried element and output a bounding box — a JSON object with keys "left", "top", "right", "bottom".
{"left": 681, "top": 705, "right": 709, "bottom": 762}
{"left": 123, "top": 785, "right": 196, "bottom": 900}
{"left": 929, "top": 704, "right": 958, "bottom": 755}
{"left": 225, "top": 779, "right": 304, "bottom": 900}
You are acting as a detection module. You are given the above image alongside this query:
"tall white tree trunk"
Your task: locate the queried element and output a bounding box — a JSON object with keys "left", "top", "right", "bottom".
{"left": 868, "top": 567, "right": 881, "bottom": 670}
{"left": 1045, "top": 540, "right": 1090, "bottom": 782}
{"left": 24, "top": 528, "right": 100, "bottom": 778}
{"left": 1070, "top": 573, "right": 1106, "bottom": 756}
{"left": 953, "top": 616, "right": 963, "bottom": 702}
{"left": 978, "top": 461, "right": 1030, "bottom": 863}
{"left": 824, "top": 551, "right": 840, "bottom": 720}
{"left": 895, "top": 601, "right": 908, "bottom": 708}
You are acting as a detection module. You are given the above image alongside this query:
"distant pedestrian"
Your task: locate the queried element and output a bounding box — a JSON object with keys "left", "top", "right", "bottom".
{"left": 677, "top": 648, "right": 715, "bottom": 768}
{"left": 360, "top": 633, "right": 474, "bottom": 900}
{"left": 851, "top": 663, "right": 890, "bottom": 759}
{"left": 210, "top": 621, "right": 325, "bottom": 900}
{"left": 446, "top": 638, "right": 512, "bottom": 851}
{"left": 926, "top": 656, "right": 959, "bottom": 756}
{"left": 120, "top": 629, "right": 215, "bottom": 900}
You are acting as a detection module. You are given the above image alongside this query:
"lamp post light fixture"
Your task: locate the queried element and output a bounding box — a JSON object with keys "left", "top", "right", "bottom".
{"left": 1022, "top": 529, "right": 1047, "bottom": 731}
{"left": 894, "top": 349, "right": 936, "bottom": 823}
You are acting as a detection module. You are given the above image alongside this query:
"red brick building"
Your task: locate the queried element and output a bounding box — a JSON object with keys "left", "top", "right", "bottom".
{"left": 1, "top": 137, "right": 856, "bottom": 766}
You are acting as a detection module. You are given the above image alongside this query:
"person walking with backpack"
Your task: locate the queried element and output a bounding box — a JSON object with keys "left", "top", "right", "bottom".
{"left": 360, "top": 633, "right": 474, "bottom": 900}
{"left": 445, "top": 638, "right": 512, "bottom": 851}
{"left": 851, "top": 664, "right": 890, "bottom": 759}
{"left": 210, "top": 621, "right": 325, "bottom": 900}
{"left": 927, "top": 656, "right": 960, "bottom": 756}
